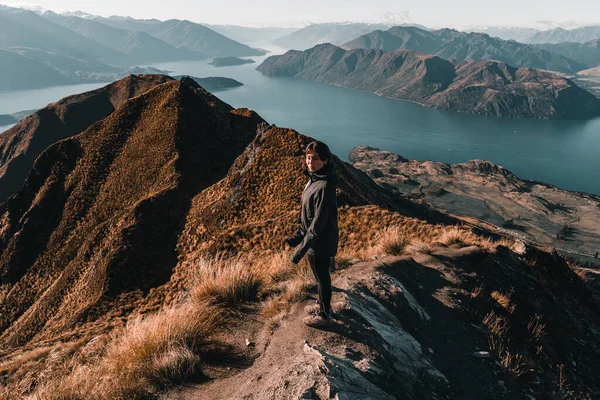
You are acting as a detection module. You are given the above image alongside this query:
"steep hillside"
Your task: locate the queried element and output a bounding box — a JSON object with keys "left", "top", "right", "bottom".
{"left": 257, "top": 44, "right": 600, "bottom": 119}
{"left": 0, "top": 75, "right": 173, "bottom": 204}
{"left": 342, "top": 26, "right": 587, "bottom": 73}
{"left": 0, "top": 78, "right": 264, "bottom": 349}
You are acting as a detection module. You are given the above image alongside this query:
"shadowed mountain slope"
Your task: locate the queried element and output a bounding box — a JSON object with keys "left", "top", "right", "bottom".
{"left": 0, "top": 74, "right": 174, "bottom": 204}
{"left": 342, "top": 26, "right": 587, "bottom": 73}
{"left": 95, "top": 16, "right": 266, "bottom": 57}
{"left": 41, "top": 12, "right": 207, "bottom": 63}
{"left": 535, "top": 39, "right": 600, "bottom": 71}
{"left": 257, "top": 44, "right": 600, "bottom": 119}
{"left": 0, "top": 6, "right": 131, "bottom": 65}
{"left": 0, "top": 78, "right": 264, "bottom": 348}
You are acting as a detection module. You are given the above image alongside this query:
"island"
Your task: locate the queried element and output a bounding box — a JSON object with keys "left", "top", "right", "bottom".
{"left": 209, "top": 56, "right": 256, "bottom": 67}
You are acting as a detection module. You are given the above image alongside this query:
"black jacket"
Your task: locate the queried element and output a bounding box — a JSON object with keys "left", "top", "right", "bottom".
{"left": 291, "top": 164, "right": 339, "bottom": 263}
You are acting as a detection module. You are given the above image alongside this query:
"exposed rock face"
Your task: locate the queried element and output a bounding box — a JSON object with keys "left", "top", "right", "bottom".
{"left": 0, "top": 74, "right": 173, "bottom": 203}
{"left": 257, "top": 44, "right": 600, "bottom": 119}
{"left": 0, "top": 77, "right": 264, "bottom": 347}
{"left": 342, "top": 26, "right": 586, "bottom": 72}
{"left": 349, "top": 145, "right": 600, "bottom": 257}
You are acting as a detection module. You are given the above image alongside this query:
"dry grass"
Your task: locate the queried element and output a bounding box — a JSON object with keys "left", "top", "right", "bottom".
{"left": 405, "top": 240, "right": 434, "bottom": 255}
{"left": 190, "top": 255, "right": 263, "bottom": 308}
{"left": 375, "top": 226, "right": 410, "bottom": 255}
{"left": 32, "top": 301, "right": 223, "bottom": 399}
{"left": 491, "top": 291, "right": 516, "bottom": 314}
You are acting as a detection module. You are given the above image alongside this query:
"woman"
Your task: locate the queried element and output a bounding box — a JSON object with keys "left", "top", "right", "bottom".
{"left": 287, "top": 140, "right": 339, "bottom": 327}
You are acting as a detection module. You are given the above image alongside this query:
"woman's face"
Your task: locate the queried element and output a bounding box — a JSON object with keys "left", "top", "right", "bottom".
{"left": 306, "top": 150, "right": 327, "bottom": 173}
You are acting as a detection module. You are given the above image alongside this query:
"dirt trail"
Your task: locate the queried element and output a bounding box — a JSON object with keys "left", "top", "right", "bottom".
{"left": 165, "top": 246, "right": 519, "bottom": 400}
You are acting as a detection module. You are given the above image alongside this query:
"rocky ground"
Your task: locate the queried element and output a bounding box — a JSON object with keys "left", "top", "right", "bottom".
{"left": 350, "top": 146, "right": 600, "bottom": 262}
{"left": 165, "top": 243, "right": 600, "bottom": 399}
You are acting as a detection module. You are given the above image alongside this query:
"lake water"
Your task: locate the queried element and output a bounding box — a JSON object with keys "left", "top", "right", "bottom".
{"left": 1, "top": 46, "right": 600, "bottom": 195}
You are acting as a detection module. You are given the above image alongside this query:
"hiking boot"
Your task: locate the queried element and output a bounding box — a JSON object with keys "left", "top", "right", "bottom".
{"left": 304, "top": 303, "right": 321, "bottom": 314}
{"left": 302, "top": 313, "right": 334, "bottom": 328}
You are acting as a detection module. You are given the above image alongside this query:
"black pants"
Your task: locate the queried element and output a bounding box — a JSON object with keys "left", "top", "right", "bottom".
{"left": 307, "top": 254, "right": 332, "bottom": 315}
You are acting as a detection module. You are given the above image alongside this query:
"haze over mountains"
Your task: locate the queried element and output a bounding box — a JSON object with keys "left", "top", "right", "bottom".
{"left": 257, "top": 43, "right": 600, "bottom": 119}
{"left": 342, "top": 26, "right": 589, "bottom": 73}
{"left": 0, "top": 5, "right": 265, "bottom": 90}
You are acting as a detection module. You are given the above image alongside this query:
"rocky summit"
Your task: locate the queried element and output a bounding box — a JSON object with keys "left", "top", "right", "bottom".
{"left": 257, "top": 43, "right": 600, "bottom": 119}
{"left": 1, "top": 77, "right": 599, "bottom": 399}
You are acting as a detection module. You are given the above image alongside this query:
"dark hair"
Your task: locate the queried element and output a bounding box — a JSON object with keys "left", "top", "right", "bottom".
{"left": 305, "top": 141, "right": 332, "bottom": 162}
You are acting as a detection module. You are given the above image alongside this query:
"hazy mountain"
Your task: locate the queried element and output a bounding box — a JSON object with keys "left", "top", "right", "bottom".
{"left": 95, "top": 16, "right": 266, "bottom": 57}
{"left": 272, "top": 22, "right": 396, "bottom": 50}
{"left": 0, "top": 5, "right": 131, "bottom": 65}
{"left": 465, "top": 26, "right": 540, "bottom": 42}
{"left": 204, "top": 24, "right": 298, "bottom": 45}
{"left": 527, "top": 25, "right": 600, "bottom": 44}
{"left": 578, "top": 65, "right": 600, "bottom": 76}
{"left": 0, "top": 47, "right": 122, "bottom": 91}
{"left": 257, "top": 43, "right": 600, "bottom": 119}
{"left": 41, "top": 12, "right": 206, "bottom": 62}
{"left": 342, "top": 26, "right": 587, "bottom": 73}
{"left": 0, "top": 49, "right": 75, "bottom": 90}
{"left": 534, "top": 39, "right": 600, "bottom": 69}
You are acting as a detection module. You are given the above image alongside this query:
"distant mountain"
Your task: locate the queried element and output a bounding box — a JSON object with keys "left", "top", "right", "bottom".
{"left": 95, "top": 16, "right": 266, "bottom": 57}
{"left": 257, "top": 43, "right": 600, "bottom": 119}
{"left": 534, "top": 40, "right": 600, "bottom": 70}
{"left": 0, "top": 49, "right": 75, "bottom": 90}
{"left": 466, "top": 26, "right": 540, "bottom": 42}
{"left": 527, "top": 25, "right": 600, "bottom": 44}
{"left": 0, "top": 6, "right": 131, "bottom": 65}
{"left": 342, "top": 26, "right": 587, "bottom": 73}
{"left": 272, "top": 22, "right": 396, "bottom": 50}
{"left": 204, "top": 25, "right": 297, "bottom": 45}
{"left": 0, "top": 47, "right": 121, "bottom": 91}
{"left": 41, "top": 12, "right": 206, "bottom": 63}
{"left": 578, "top": 66, "right": 600, "bottom": 76}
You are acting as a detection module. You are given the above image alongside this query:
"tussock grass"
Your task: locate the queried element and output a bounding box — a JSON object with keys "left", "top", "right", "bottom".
{"left": 491, "top": 291, "right": 515, "bottom": 314}
{"left": 406, "top": 240, "right": 434, "bottom": 255}
{"left": 375, "top": 226, "right": 410, "bottom": 255}
{"left": 190, "top": 255, "right": 263, "bottom": 308}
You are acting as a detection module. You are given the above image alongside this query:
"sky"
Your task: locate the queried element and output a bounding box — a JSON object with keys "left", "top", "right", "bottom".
{"left": 1, "top": 0, "right": 599, "bottom": 28}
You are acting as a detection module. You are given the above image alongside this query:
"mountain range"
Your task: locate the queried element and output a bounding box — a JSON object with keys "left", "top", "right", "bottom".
{"left": 534, "top": 39, "right": 600, "bottom": 71}
{"left": 1, "top": 75, "right": 600, "bottom": 399}
{"left": 342, "top": 26, "right": 589, "bottom": 73}
{"left": 0, "top": 6, "right": 265, "bottom": 90}
{"left": 272, "top": 22, "right": 396, "bottom": 50}
{"left": 257, "top": 43, "right": 600, "bottom": 119}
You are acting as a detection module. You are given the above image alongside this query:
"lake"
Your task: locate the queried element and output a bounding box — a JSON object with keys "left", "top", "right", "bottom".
{"left": 1, "top": 46, "right": 600, "bottom": 195}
